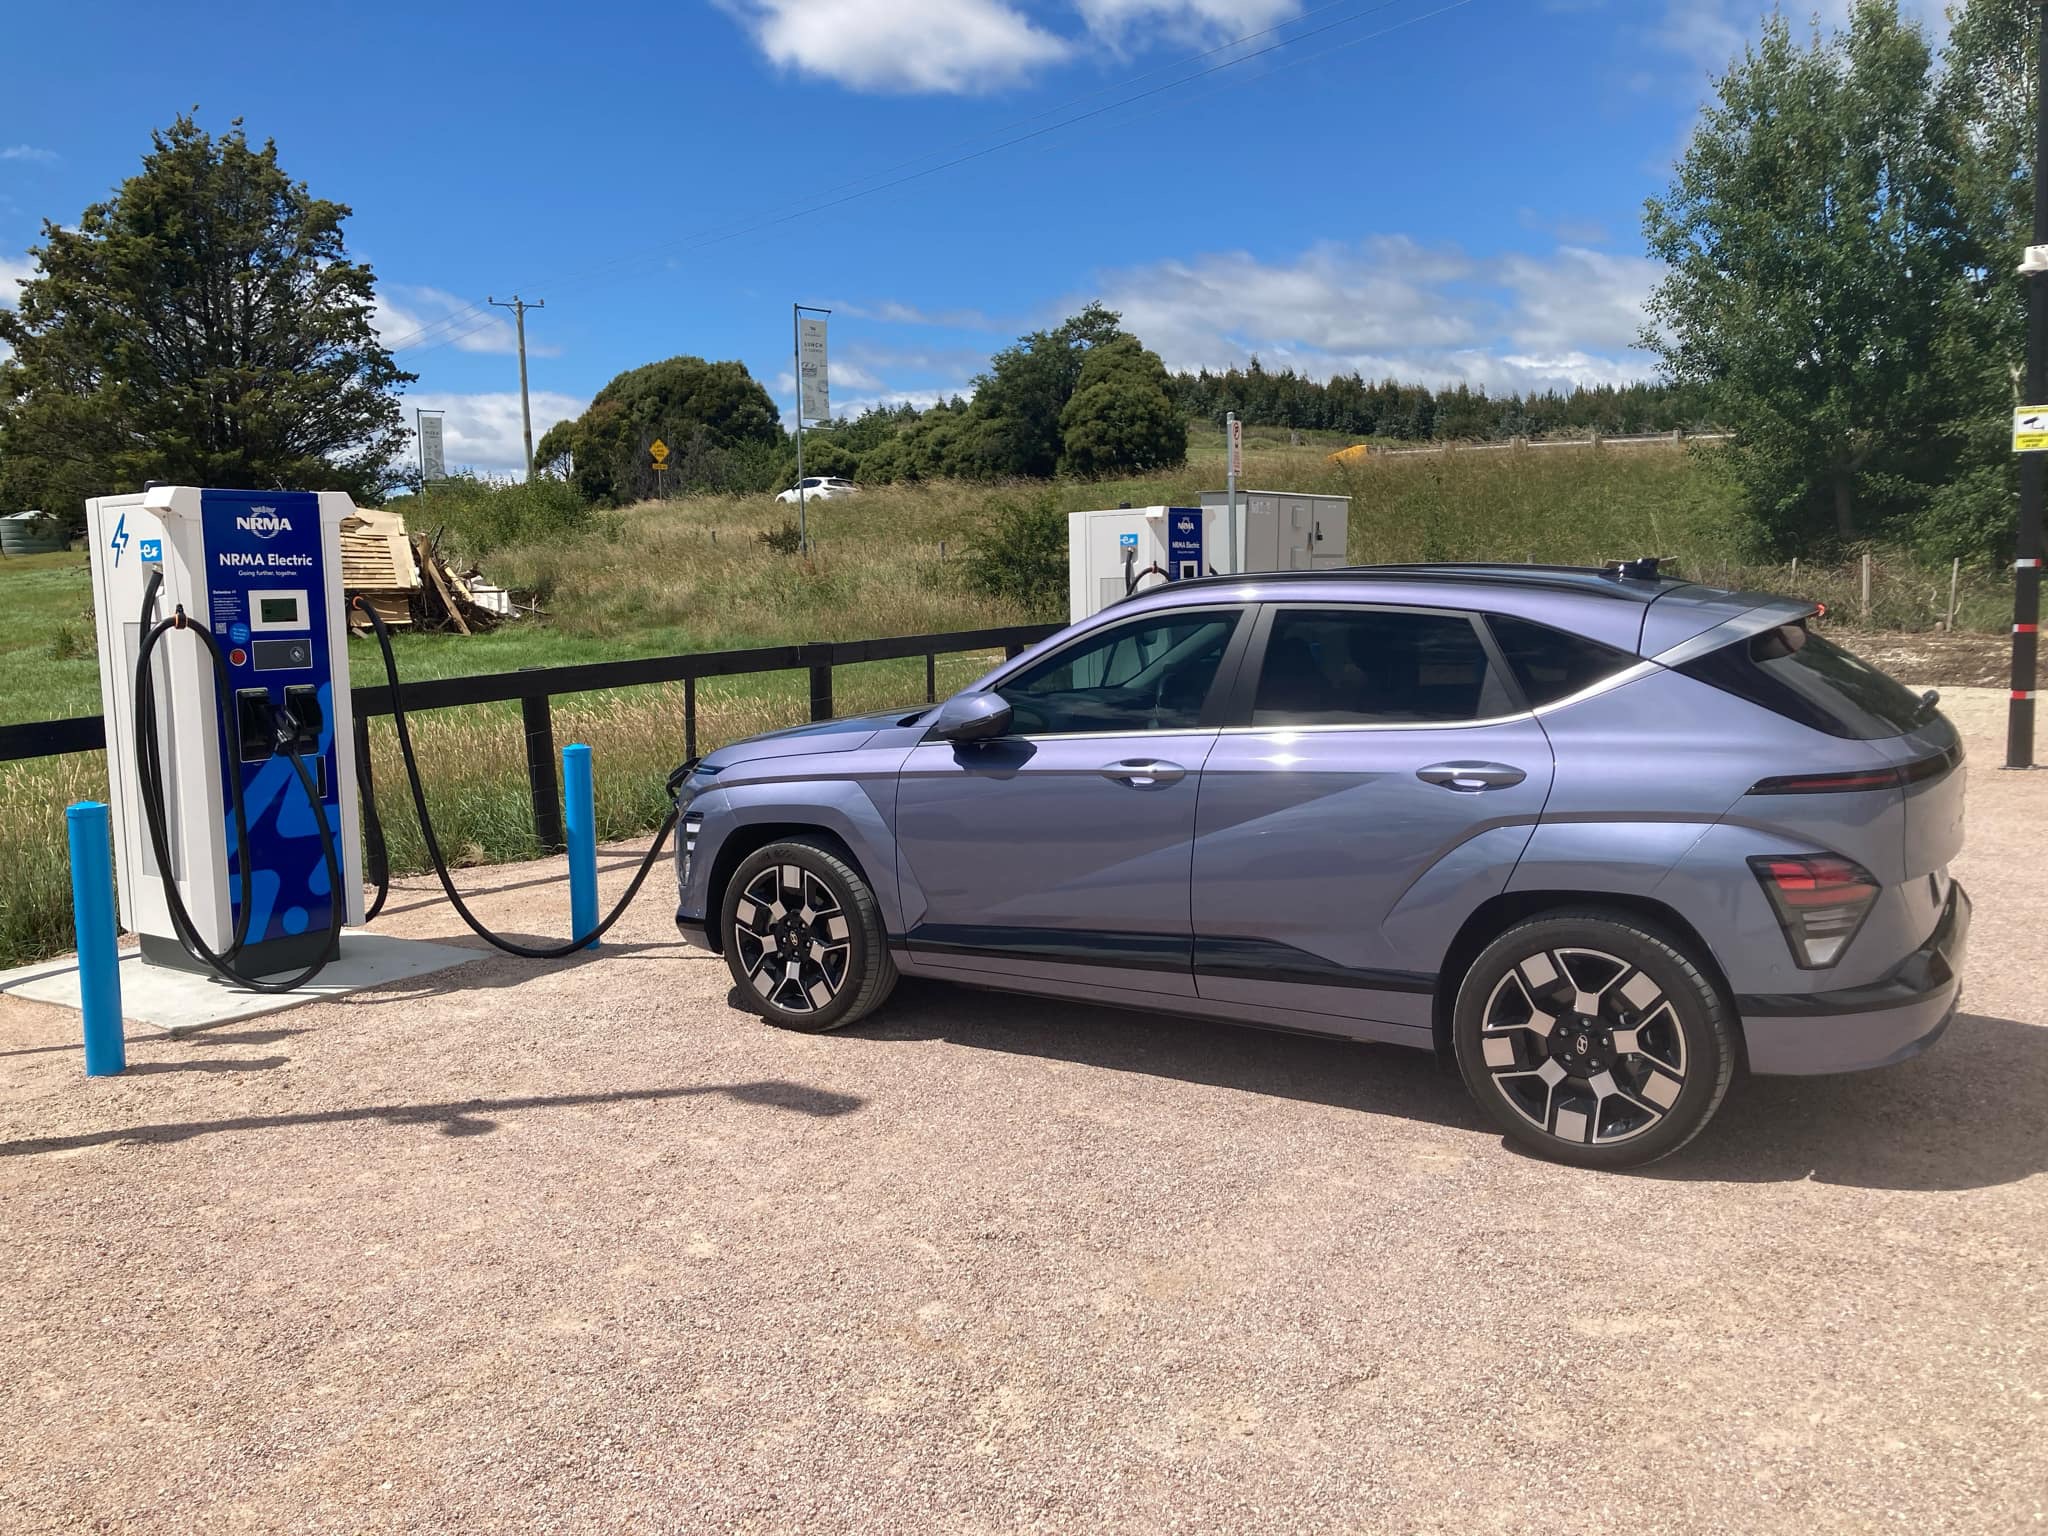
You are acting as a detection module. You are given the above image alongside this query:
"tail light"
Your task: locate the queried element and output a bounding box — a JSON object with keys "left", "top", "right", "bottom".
{"left": 1749, "top": 854, "right": 1880, "bottom": 969}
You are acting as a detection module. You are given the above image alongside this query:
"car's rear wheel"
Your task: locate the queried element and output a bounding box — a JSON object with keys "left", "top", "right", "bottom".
{"left": 721, "top": 839, "right": 897, "bottom": 1033}
{"left": 1452, "top": 911, "right": 1734, "bottom": 1170}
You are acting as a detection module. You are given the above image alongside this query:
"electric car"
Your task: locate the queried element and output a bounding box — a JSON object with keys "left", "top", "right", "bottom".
{"left": 671, "top": 563, "right": 1969, "bottom": 1169}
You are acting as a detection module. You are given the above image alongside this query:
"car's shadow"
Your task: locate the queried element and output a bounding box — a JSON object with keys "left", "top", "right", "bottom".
{"left": 843, "top": 981, "right": 2048, "bottom": 1191}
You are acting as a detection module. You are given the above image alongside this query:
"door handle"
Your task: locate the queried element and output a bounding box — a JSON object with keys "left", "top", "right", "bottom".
{"left": 1101, "top": 759, "right": 1186, "bottom": 789}
{"left": 1417, "top": 761, "right": 1527, "bottom": 792}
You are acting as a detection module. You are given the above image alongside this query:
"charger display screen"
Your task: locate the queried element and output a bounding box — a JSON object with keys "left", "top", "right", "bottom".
{"left": 258, "top": 596, "right": 301, "bottom": 626}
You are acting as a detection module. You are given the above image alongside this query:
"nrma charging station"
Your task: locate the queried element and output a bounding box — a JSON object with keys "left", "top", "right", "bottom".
{"left": 86, "top": 486, "right": 364, "bottom": 983}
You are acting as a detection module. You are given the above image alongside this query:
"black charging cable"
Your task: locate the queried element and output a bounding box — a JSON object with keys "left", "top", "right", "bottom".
{"left": 352, "top": 598, "right": 680, "bottom": 958}
{"left": 132, "top": 573, "right": 345, "bottom": 993}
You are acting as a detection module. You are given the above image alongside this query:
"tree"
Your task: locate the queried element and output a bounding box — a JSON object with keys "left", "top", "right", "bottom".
{"left": 1922, "top": 0, "right": 2038, "bottom": 559}
{"left": 1057, "top": 335, "right": 1186, "bottom": 477}
{"left": 968, "top": 301, "right": 1125, "bottom": 478}
{"left": 0, "top": 116, "right": 411, "bottom": 522}
{"left": 1643, "top": 4, "right": 1955, "bottom": 550}
{"left": 534, "top": 355, "right": 783, "bottom": 504}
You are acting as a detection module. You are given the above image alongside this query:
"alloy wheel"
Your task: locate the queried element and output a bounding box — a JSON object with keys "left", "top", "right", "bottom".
{"left": 731, "top": 863, "right": 852, "bottom": 1015}
{"left": 1476, "top": 946, "right": 1689, "bottom": 1146}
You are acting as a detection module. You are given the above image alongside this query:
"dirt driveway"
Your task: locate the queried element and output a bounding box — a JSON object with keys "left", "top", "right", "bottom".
{"left": 2, "top": 690, "right": 2043, "bottom": 1534}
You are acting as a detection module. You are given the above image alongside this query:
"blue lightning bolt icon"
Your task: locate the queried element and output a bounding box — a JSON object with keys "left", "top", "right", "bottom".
{"left": 109, "top": 513, "right": 130, "bottom": 567}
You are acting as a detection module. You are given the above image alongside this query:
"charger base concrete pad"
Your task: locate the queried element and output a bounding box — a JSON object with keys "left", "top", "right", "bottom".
{"left": 0, "top": 931, "right": 483, "bottom": 1035}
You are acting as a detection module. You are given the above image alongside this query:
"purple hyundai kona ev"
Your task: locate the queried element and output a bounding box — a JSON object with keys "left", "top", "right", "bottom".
{"left": 673, "top": 562, "right": 1969, "bottom": 1169}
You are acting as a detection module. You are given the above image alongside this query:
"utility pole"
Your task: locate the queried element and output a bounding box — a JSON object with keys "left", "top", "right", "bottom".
{"left": 2010, "top": 5, "right": 2048, "bottom": 767}
{"left": 488, "top": 294, "right": 545, "bottom": 478}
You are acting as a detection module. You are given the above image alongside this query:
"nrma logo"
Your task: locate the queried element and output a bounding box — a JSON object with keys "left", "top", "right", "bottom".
{"left": 236, "top": 506, "right": 293, "bottom": 540}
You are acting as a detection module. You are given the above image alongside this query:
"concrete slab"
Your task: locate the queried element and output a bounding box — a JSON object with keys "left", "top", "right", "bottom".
{"left": 0, "top": 930, "right": 483, "bottom": 1035}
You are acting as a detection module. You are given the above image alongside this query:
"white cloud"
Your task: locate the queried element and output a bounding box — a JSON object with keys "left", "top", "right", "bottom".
{"left": 399, "top": 390, "right": 588, "bottom": 478}
{"left": 717, "top": 0, "right": 1069, "bottom": 94}
{"left": 372, "top": 285, "right": 559, "bottom": 358}
{"left": 0, "top": 145, "right": 57, "bottom": 163}
{"left": 1093, "top": 237, "right": 1663, "bottom": 395}
{"left": 1073, "top": 0, "right": 1299, "bottom": 49}
{"left": 1650, "top": 0, "right": 1949, "bottom": 70}
{"left": 0, "top": 255, "right": 31, "bottom": 307}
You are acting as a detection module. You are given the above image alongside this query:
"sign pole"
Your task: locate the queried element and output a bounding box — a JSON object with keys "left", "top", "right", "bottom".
{"left": 2011, "top": 1, "right": 2048, "bottom": 768}
{"left": 793, "top": 302, "right": 807, "bottom": 556}
{"left": 1225, "top": 411, "right": 1241, "bottom": 574}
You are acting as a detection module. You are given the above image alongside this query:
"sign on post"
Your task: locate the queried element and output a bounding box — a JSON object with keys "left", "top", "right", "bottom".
{"left": 419, "top": 414, "right": 447, "bottom": 481}
{"left": 798, "top": 317, "right": 829, "bottom": 423}
{"left": 650, "top": 437, "right": 670, "bottom": 470}
{"left": 2015, "top": 407, "right": 2048, "bottom": 453}
{"left": 1228, "top": 416, "right": 1243, "bottom": 479}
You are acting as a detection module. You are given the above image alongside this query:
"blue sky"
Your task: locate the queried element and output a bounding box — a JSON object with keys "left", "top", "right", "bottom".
{"left": 0, "top": 0, "right": 1946, "bottom": 476}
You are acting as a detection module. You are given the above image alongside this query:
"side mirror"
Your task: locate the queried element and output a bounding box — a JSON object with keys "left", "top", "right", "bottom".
{"left": 929, "top": 691, "right": 1013, "bottom": 743}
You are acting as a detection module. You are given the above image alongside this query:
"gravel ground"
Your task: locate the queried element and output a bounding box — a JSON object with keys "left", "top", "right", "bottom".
{"left": 2, "top": 687, "right": 2043, "bottom": 1534}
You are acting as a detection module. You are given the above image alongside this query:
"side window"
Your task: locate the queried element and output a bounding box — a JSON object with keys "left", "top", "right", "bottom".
{"left": 1487, "top": 614, "right": 1636, "bottom": 706}
{"left": 1251, "top": 608, "right": 1512, "bottom": 726}
{"left": 999, "top": 610, "right": 1242, "bottom": 736}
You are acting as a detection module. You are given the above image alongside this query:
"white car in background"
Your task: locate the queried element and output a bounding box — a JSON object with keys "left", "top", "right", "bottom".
{"left": 775, "top": 477, "right": 858, "bottom": 505}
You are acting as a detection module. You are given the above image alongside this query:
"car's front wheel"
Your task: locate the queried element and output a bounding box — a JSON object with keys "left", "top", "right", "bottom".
{"left": 1452, "top": 911, "right": 1735, "bottom": 1170}
{"left": 721, "top": 838, "right": 897, "bottom": 1033}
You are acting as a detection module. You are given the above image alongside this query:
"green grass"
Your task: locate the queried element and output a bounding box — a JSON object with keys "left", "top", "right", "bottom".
{"left": 0, "top": 436, "right": 2017, "bottom": 969}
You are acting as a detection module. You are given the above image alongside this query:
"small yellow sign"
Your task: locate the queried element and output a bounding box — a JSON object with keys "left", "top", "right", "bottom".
{"left": 650, "top": 438, "right": 671, "bottom": 465}
{"left": 2015, "top": 408, "right": 2048, "bottom": 453}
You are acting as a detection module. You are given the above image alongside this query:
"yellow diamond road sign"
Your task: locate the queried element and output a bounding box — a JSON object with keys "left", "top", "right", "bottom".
{"left": 2015, "top": 408, "right": 2048, "bottom": 453}
{"left": 650, "top": 438, "right": 670, "bottom": 465}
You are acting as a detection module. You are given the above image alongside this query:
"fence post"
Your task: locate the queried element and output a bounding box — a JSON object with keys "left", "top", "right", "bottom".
{"left": 562, "top": 743, "right": 598, "bottom": 950}
{"left": 520, "top": 677, "right": 565, "bottom": 854}
{"left": 925, "top": 651, "right": 938, "bottom": 703}
{"left": 1004, "top": 642, "right": 1026, "bottom": 661}
{"left": 66, "top": 801, "right": 125, "bottom": 1077}
{"left": 1947, "top": 557, "right": 1961, "bottom": 631}
{"left": 807, "top": 645, "right": 834, "bottom": 722}
{"left": 684, "top": 675, "right": 697, "bottom": 762}
{"left": 1861, "top": 553, "right": 1873, "bottom": 621}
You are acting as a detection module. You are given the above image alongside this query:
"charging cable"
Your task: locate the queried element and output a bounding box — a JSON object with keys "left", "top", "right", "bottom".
{"left": 352, "top": 598, "right": 679, "bottom": 958}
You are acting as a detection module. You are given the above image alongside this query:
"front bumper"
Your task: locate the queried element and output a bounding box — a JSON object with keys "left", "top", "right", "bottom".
{"left": 1737, "top": 884, "right": 1971, "bottom": 1075}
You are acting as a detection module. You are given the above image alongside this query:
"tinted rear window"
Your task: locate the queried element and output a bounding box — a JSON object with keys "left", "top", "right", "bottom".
{"left": 1251, "top": 608, "right": 1513, "bottom": 725}
{"left": 1676, "top": 623, "right": 1929, "bottom": 740}
{"left": 1486, "top": 615, "right": 1636, "bottom": 706}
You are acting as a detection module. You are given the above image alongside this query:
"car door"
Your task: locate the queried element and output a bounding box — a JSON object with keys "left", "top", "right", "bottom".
{"left": 895, "top": 605, "right": 1250, "bottom": 999}
{"left": 1191, "top": 603, "right": 1555, "bottom": 1032}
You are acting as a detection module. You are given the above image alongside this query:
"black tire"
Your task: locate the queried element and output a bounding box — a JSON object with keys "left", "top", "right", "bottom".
{"left": 720, "top": 838, "right": 897, "bottom": 1033}
{"left": 1452, "top": 910, "right": 1735, "bottom": 1170}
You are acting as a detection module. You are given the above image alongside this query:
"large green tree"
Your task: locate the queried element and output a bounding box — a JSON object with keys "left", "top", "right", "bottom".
{"left": 0, "top": 116, "right": 410, "bottom": 521}
{"left": 1644, "top": 4, "right": 1956, "bottom": 550}
{"left": 1922, "top": 0, "right": 2039, "bottom": 557}
{"left": 967, "top": 300, "right": 1126, "bottom": 478}
{"left": 534, "top": 354, "right": 782, "bottom": 504}
{"left": 1057, "top": 335, "right": 1186, "bottom": 477}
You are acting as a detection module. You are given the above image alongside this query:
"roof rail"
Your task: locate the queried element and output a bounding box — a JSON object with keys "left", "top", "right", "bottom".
{"left": 1146, "top": 561, "right": 1686, "bottom": 602}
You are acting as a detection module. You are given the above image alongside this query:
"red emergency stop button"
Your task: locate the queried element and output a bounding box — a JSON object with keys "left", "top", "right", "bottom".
{"left": 229, "top": 647, "right": 247, "bottom": 666}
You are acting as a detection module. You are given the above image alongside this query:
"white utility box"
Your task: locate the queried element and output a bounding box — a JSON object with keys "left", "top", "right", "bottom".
{"left": 1198, "top": 489, "right": 1350, "bottom": 576}
{"left": 1066, "top": 492, "right": 1351, "bottom": 621}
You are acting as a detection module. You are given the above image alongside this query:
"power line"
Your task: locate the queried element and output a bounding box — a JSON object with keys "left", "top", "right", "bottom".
{"left": 387, "top": 0, "right": 1478, "bottom": 360}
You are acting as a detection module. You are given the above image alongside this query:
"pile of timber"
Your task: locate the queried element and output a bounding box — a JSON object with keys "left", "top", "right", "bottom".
{"left": 340, "top": 505, "right": 504, "bottom": 634}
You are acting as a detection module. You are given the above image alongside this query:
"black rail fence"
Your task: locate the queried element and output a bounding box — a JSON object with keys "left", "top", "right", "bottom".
{"left": 0, "top": 621, "right": 1061, "bottom": 867}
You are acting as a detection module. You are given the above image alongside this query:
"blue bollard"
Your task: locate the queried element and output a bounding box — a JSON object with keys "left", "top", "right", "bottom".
{"left": 562, "top": 743, "right": 598, "bottom": 950}
{"left": 66, "top": 802, "right": 126, "bottom": 1076}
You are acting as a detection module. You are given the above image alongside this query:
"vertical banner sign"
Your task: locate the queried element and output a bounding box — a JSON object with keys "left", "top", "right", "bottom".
{"left": 419, "top": 414, "right": 448, "bottom": 481}
{"left": 798, "top": 316, "right": 830, "bottom": 423}
{"left": 1228, "top": 416, "right": 1243, "bottom": 479}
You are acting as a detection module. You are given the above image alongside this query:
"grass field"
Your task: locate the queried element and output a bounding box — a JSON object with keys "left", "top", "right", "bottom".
{"left": 0, "top": 434, "right": 2020, "bottom": 969}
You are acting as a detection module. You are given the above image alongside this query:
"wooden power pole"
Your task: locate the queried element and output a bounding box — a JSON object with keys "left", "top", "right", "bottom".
{"left": 488, "top": 294, "right": 546, "bottom": 478}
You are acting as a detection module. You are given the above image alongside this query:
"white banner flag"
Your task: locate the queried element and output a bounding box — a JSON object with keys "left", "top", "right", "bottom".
{"left": 798, "top": 315, "right": 829, "bottom": 423}
{"left": 419, "top": 415, "right": 447, "bottom": 481}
